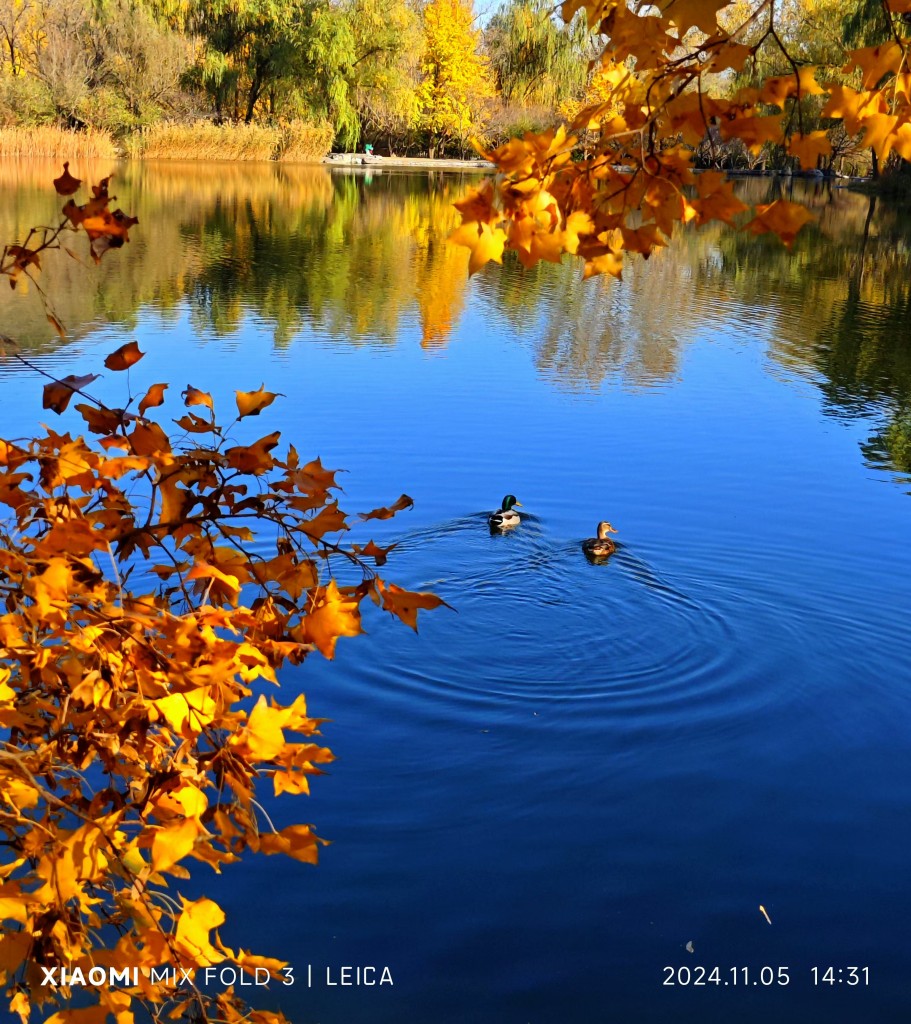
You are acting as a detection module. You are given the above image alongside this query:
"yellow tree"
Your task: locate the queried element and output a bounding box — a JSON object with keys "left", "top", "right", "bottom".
{"left": 417, "top": 0, "right": 494, "bottom": 158}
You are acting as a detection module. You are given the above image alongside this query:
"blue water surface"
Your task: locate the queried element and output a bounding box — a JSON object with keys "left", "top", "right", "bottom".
{"left": 1, "top": 164, "right": 909, "bottom": 1024}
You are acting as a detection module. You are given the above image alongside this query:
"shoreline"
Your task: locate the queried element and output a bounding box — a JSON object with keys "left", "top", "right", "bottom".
{"left": 324, "top": 153, "right": 494, "bottom": 170}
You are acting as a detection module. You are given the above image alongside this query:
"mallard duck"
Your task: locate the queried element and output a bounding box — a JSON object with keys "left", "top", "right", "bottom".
{"left": 488, "top": 494, "right": 522, "bottom": 530}
{"left": 582, "top": 521, "right": 618, "bottom": 558}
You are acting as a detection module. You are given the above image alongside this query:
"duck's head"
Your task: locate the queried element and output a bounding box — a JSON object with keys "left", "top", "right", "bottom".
{"left": 501, "top": 494, "right": 522, "bottom": 511}
{"left": 597, "top": 521, "right": 618, "bottom": 539}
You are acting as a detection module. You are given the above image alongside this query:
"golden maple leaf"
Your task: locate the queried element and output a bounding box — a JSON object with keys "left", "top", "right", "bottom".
{"left": 236, "top": 385, "right": 282, "bottom": 418}
{"left": 744, "top": 199, "right": 814, "bottom": 250}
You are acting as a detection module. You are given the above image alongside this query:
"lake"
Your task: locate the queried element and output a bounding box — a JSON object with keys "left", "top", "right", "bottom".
{"left": 1, "top": 160, "right": 910, "bottom": 1024}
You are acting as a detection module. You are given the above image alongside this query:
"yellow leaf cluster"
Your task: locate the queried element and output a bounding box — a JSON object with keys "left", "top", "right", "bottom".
{"left": 0, "top": 179, "right": 449, "bottom": 1024}
{"left": 450, "top": 1, "right": 911, "bottom": 272}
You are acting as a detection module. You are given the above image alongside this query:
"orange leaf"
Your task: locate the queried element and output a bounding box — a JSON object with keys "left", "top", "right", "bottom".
{"left": 357, "top": 540, "right": 397, "bottom": 566}
{"left": 666, "top": 0, "right": 734, "bottom": 34}
{"left": 75, "top": 404, "right": 130, "bottom": 435}
{"left": 151, "top": 818, "right": 202, "bottom": 875}
{"left": 225, "top": 432, "right": 281, "bottom": 475}
{"left": 377, "top": 579, "right": 450, "bottom": 632}
{"left": 173, "top": 897, "right": 226, "bottom": 964}
{"left": 236, "top": 385, "right": 282, "bottom": 418}
{"left": 298, "top": 580, "right": 362, "bottom": 658}
{"left": 861, "top": 112, "right": 900, "bottom": 161}
{"left": 582, "top": 252, "right": 624, "bottom": 279}
{"left": 182, "top": 385, "right": 214, "bottom": 411}
{"left": 103, "top": 340, "right": 144, "bottom": 371}
{"left": 745, "top": 199, "right": 814, "bottom": 250}
{"left": 449, "top": 222, "right": 507, "bottom": 276}
{"left": 128, "top": 420, "right": 172, "bottom": 456}
{"left": 42, "top": 374, "right": 100, "bottom": 414}
{"left": 843, "top": 40, "right": 904, "bottom": 90}
{"left": 139, "top": 382, "right": 168, "bottom": 416}
{"left": 230, "top": 696, "right": 287, "bottom": 760}
{"left": 759, "top": 68, "right": 823, "bottom": 108}
{"left": 359, "top": 494, "right": 414, "bottom": 521}
{"left": 788, "top": 131, "right": 832, "bottom": 170}
{"left": 258, "top": 824, "right": 325, "bottom": 863}
{"left": 301, "top": 502, "right": 348, "bottom": 539}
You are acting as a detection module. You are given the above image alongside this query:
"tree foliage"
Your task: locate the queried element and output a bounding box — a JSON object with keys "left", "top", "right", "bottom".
{"left": 451, "top": 0, "right": 911, "bottom": 278}
{"left": 485, "top": 0, "right": 591, "bottom": 108}
{"left": 417, "top": 0, "right": 495, "bottom": 157}
{"left": 0, "top": 171, "right": 446, "bottom": 1023}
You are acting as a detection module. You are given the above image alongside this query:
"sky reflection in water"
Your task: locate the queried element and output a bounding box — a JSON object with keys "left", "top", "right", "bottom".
{"left": 1, "top": 162, "right": 910, "bottom": 1023}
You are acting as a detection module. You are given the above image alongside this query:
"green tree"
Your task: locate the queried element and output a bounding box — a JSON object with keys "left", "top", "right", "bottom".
{"left": 484, "top": 0, "right": 589, "bottom": 108}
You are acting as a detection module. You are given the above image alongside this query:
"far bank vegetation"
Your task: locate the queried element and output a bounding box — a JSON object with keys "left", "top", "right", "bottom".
{"left": 0, "top": 0, "right": 907, "bottom": 179}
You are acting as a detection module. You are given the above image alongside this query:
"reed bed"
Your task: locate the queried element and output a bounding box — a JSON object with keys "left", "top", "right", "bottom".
{"left": 276, "top": 120, "right": 335, "bottom": 163}
{"left": 129, "top": 120, "right": 333, "bottom": 162}
{"left": 0, "top": 126, "right": 117, "bottom": 159}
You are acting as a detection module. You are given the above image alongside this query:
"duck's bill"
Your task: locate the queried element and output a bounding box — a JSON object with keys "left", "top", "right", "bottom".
{"left": 514, "top": 502, "right": 523, "bottom": 507}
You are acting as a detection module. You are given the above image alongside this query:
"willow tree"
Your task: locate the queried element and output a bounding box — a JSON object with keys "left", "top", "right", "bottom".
{"left": 349, "top": 0, "right": 423, "bottom": 152}
{"left": 485, "top": 0, "right": 591, "bottom": 108}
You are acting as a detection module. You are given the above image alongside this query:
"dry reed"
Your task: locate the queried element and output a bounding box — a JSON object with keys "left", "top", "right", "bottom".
{"left": 0, "top": 126, "right": 117, "bottom": 159}
{"left": 130, "top": 120, "right": 334, "bottom": 163}
{"left": 276, "top": 120, "right": 335, "bottom": 163}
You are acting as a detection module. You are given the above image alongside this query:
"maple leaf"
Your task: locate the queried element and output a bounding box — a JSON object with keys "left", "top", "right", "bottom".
{"left": 257, "top": 824, "right": 325, "bottom": 863}
{"left": 230, "top": 696, "right": 287, "bottom": 760}
{"left": 583, "top": 251, "right": 624, "bottom": 279}
{"left": 821, "top": 85, "right": 885, "bottom": 136}
{"left": 75, "top": 404, "right": 131, "bottom": 435}
{"left": 225, "top": 432, "right": 282, "bottom": 475}
{"left": 104, "top": 341, "right": 144, "bottom": 371}
{"left": 139, "top": 382, "right": 168, "bottom": 416}
{"left": 42, "top": 374, "right": 100, "bottom": 414}
{"left": 173, "top": 898, "right": 226, "bottom": 964}
{"left": 151, "top": 818, "right": 203, "bottom": 875}
{"left": 128, "top": 420, "right": 172, "bottom": 456}
{"left": 448, "top": 222, "right": 507, "bottom": 276}
{"left": 298, "top": 580, "right": 362, "bottom": 658}
{"left": 154, "top": 688, "right": 217, "bottom": 733}
{"left": 9, "top": 990, "right": 29, "bottom": 1024}
{"left": 376, "top": 579, "right": 450, "bottom": 631}
{"left": 356, "top": 540, "right": 398, "bottom": 566}
{"left": 182, "top": 385, "right": 214, "bottom": 411}
{"left": 744, "top": 200, "right": 814, "bottom": 250}
{"left": 719, "top": 113, "right": 783, "bottom": 154}
{"left": 843, "top": 40, "right": 904, "bottom": 90}
{"left": 236, "top": 385, "right": 282, "bottom": 418}
{"left": 666, "top": 0, "right": 734, "bottom": 35}
{"left": 294, "top": 456, "right": 339, "bottom": 492}
{"left": 453, "top": 180, "right": 499, "bottom": 224}
{"left": 893, "top": 122, "right": 911, "bottom": 162}
{"left": 759, "top": 68, "right": 823, "bottom": 108}
{"left": 186, "top": 560, "right": 242, "bottom": 605}
{"left": 861, "top": 112, "right": 900, "bottom": 161}
{"left": 301, "top": 502, "right": 348, "bottom": 539}
{"left": 53, "top": 161, "right": 81, "bottom": 196}
{"left": 788, "top": 131, "right": 833, "bottom": 171}
{"left": 359, "top": 494, "right": 414, "bottom": 521}
{"left": 174, "top": 411, "right": 217, "bottom": 434}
